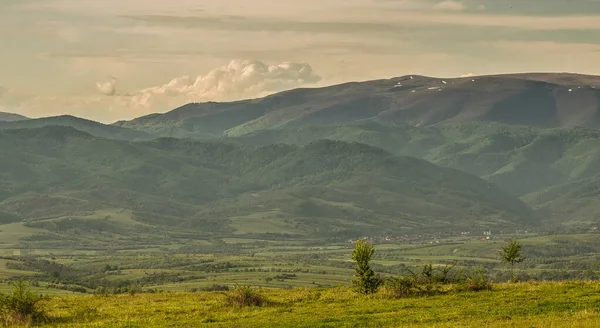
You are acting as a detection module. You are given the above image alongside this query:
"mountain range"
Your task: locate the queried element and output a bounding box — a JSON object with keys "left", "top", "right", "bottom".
{"left": 2, "top": 72, "right": 600, "bottom": 245}
{"left": 115, "top": 73, "right": 600, "bottom": 138}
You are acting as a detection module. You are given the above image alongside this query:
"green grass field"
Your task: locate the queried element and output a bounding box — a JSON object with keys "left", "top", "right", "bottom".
{"left": 19, "top": 281, "right": 600, "bottom": 327}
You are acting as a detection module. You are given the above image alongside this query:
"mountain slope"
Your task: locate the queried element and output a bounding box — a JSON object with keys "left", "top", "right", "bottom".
{"left": 225, "top": 121, "right": 600, "bottom": 199}
{"left": 0, "top": 115, "right": 155, "bottom": 141}
{"left": 0, "top": 126, "right": 532, "bottom": 246}
{"left": 114, "top": 73, "right": 600, "bottom": 138}
{"left": 523, "top": 175, "right": 600, "bottom": 226}
{"left": 108, "top": 72, "right": 600, "bottom": 228}
{"left": 221, "top": 121, "right": 600, "bottom": 228}
{"left": 0, "top": 111, "right": 28, "bottom": 122}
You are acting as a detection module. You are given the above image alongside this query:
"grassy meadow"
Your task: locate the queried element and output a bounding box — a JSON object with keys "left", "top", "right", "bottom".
{"left": 11, "top": 281, "right": 600, "bottom": 327}
{"left": 4, "top": 231, "right": 600, "bottom": 327}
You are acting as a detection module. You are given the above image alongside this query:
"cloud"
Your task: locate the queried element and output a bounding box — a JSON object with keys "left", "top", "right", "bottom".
{"left": 433, "top": 0, "right": 466, "bottom": 12}
{"left": 0, "top": 59, "right": 323, "bottom": 122}
{"left": 123, "top": 59, "right": 322, "bottom": 109}
{"left": 96, "top": 77, "right": 117, "bottom": 96}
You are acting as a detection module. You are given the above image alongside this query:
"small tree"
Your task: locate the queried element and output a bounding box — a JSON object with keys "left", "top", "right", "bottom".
{"left": 351, "top": 239, "right": 382, "bottom": 294}
{"left": 499, "top": 239, "right": 525, "bottom": 282}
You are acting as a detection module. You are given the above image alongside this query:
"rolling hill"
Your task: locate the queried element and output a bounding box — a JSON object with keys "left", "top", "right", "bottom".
{"left": 0, "top": 126, "right": 532, "bottom": 247}
{"left": 114, "top": 73, "right": 600, "bottom": 138}
{"left": 226, "top": 122, "right": 600, "bottom": 192}
{"left": 224, "top": 121, "right": 600, "bottom": 224}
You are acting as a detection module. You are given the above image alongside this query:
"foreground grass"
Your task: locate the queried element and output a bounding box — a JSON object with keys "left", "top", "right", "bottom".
{"left": 25, "top": 281, "right": 600, "bottom": 327}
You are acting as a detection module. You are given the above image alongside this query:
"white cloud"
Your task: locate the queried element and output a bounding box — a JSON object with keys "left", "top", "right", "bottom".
{"left": 96, "top": 77, "right": 117, "bottom": 96}
{"left": 433, "top": 0, "right": 466, "bottom": 12}
{"left": 123, "top": 59, "right": 322, "bottom": 109}
{"left": 0, "top": 59, "right": 323, "bottom": 122}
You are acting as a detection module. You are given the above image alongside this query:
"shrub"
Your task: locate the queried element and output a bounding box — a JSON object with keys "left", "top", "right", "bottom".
{"left": 416, "top": 264, "right": 444, "bottom": 295}
{"left": 0, "top": 281, "right": 46, "bottom": 326}
{"left": 461, "top": 267, "right": 492, "bottom": 292}
{"left": 381, "top": 276, "right": 419, "bottom": 298}
{"left": 382, "top": 264, "right": 466, "bottom": 298}
{"left": 224, "top": 285, "right": 267, "bottom": 307}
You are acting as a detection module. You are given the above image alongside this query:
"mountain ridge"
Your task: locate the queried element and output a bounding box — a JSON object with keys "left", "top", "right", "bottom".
{"left": 114, "top": 73, "right": 600, "bottom": 139}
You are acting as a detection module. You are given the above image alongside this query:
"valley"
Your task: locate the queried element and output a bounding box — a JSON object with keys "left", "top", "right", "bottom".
{"left": 2, "top": 73, "right": 600, "bottom": 296}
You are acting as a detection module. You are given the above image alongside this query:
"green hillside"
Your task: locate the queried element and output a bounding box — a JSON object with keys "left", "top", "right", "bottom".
{"left": 0, "top": 126, "right": 531, "bottom": 248}
{"left": 230, "top": 121, "right": 600, "bottom": 192}
{"left": 221, "top": 121, "right": 600, "bottom": 224}
{"left": 106, "top": 73, "right": 600, "bottom": 227}
{"left": 522, "top": 175, "right": 600, "bottom": 225}
{"left": 0, "top": 115, "right": 154, "bottom": 141}
{"left": 4, "top": 72, "right": 600, "bottom": 245}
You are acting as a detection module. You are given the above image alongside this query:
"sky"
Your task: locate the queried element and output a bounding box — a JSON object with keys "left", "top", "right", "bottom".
{"left": 2, "top": 0, "right": 600, "bottom": 122}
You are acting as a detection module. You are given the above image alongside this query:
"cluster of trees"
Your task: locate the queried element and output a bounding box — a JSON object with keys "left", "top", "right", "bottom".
{"left": 350, "top": 238, "right": 526, "bottom": 295}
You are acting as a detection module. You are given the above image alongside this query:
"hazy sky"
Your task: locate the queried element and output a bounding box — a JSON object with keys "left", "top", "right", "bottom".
{"left": 2, "top": 0, "right": 600, "bottom": 122}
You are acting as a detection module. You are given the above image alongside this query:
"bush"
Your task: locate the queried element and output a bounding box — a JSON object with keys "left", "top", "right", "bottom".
{"left": 381, "top": 276, "right": 419, "bottom": 298}
{"left": 462, "top": 267, "right": 492, "bottom": 292}
{"left": 0, "top": 281, "right": 46, "bottom": 326}
{"left": 224, "top": 285, "right": 267, "bottom": 307}
{"left": 382, "top": 264, "right": 466, "bottom": 298}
